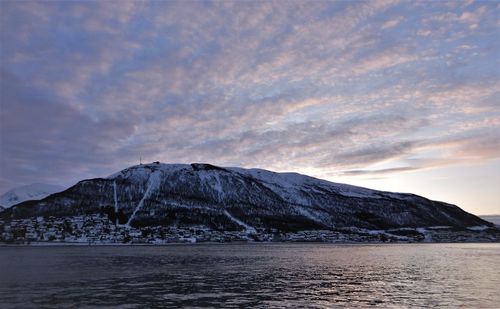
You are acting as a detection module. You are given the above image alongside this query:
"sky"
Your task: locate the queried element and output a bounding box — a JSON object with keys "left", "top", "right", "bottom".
{"left": 0, "top": 0, "right": 499, "bottom": 215}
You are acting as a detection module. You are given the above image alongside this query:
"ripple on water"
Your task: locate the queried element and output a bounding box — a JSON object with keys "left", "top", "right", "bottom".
{"left": 0, "top": 243, "right": 499, "bottom": 308}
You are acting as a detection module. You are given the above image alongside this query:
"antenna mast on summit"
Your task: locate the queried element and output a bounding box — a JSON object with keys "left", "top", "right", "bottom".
{"left": 140, "top": 155, "right": 142, "bottom": 165}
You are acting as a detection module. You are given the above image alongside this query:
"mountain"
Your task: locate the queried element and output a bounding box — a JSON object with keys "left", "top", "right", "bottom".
{"left": 480, "top": 215, "right": 500, "bottom": 226}
{"left": 0, "top": 183, "right": 65, "bottom": 208}
{"left": 1, "top": 163, "right": 490, "bottom": 232}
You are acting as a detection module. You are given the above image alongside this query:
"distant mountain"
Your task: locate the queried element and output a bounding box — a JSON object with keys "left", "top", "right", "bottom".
{"left": 2, "top": 163, "right": 490, "bottom": 232}
{"left": 0, "top": 183, "right": 65, "bottom": 208}
{"left": 480, "top": 215, "right": 500, "bottom": 226}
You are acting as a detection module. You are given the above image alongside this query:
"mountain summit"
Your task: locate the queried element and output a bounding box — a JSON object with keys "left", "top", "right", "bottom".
{"left": 2, "top": 162, "right": 489, "bottom": 232}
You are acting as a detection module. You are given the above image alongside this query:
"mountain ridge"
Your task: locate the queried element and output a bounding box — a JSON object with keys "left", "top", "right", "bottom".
{"left": 1, "top": 162, "right": 490, "bottom": 231}
{"left": 0, "top": 183, "right": 65, "bottom": 208}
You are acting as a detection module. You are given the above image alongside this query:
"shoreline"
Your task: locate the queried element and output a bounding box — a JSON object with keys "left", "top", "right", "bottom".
{"left": 1, "top": 240, "right": 499, "bottom": 247}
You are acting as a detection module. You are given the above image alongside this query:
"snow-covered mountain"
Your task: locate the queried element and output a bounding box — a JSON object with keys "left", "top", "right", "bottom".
{"left": 0, "top": 183, "right": 65, "bottom": 208}
{"left": 1, "top": 163, "right": 490, "bottom": 231}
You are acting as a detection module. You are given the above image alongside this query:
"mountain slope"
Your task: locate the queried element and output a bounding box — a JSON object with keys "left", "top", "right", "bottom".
{"left": 1, "top": 163, "right": 490, "bottom": 231}
{"left": 480, "top": 215, "right": 500, "bottom": 226}
{"left": 0, "top": 183, "right": 65, "bottom": 208}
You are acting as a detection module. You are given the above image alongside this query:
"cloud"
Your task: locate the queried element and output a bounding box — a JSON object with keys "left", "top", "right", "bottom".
{"left": 381, "top": 16, "right": 404, "bottom": 29}
{"left": 0, "top": 0, "right": 499, "bottom": 194}
{"left": 352, "top": 49, "right": 417, "bottom": 75}
{"left": 331, "top": 141, "right": 418, "bottom": 167}
{"left": 341, "top": 167, "right": 419, "bottom": 176}
{"left": 426, "top": 132, "right": 500, "bottom": 161}
{"left": 0, "top": 68, "right": 137, "bottom": 190}
{"left": 340, "top": 131, "right": 500, "bottom": 178}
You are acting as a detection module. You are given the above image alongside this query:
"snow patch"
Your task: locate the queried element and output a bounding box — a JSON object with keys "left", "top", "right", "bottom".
{"left": 294, "top": 205, "right": 324, "bottom": 225}
{"left": 416, "top": 228, "right": 433, "bottom": 242}
{"left": 228, "top": 167, "right": 380, "bottom": 201}
{"left": 197, "top": 170, "right": 225, "bottom": 202}
{"left": 467, "top": 225, "right": 489, "bottom": 231}
{"left": 126, "top": 170, "right": 162, "bottom": 226}
{"left": 223, "top": 210, "right": 256, "bottom": 234}
{"left": 426, "top": 226, "right": 452, "bottom": 230}
{"left": 0, "top": 183, "right": 65, "bottom": 207}
{"left": 108, "top": 163, "right": 188, "bottom": 181}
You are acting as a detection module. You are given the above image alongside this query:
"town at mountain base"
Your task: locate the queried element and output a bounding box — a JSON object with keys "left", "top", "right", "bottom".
{"left": 1, "top": 162, "right": 498, "bottom": 244}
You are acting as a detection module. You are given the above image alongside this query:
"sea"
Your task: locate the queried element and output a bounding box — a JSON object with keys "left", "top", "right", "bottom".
{"left": 0, "top": 243, "right": 499, "bottom": 308}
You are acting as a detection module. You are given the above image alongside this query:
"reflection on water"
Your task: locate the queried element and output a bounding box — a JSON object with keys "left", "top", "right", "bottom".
{"left": 1, "top": 243, "right": 499, "bottom": 308}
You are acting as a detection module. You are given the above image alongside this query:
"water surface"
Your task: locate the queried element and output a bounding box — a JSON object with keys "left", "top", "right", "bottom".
{"left": 1, "top": 243, "right": 499, "bottom": 308}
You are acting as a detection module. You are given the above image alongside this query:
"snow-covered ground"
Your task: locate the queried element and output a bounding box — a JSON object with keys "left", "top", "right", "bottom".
{"left": 223, "top": 210, "right": 256, "bottom": 234}
{"left": 126, "top": 169, "right": 163, "bottom": 226}
{"left": 0, "top": 183, "right": 65, "bottom": 208}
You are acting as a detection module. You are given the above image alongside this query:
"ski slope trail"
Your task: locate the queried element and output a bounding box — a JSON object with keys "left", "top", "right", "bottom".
{"left": 223, "top": 210, "right": 256, "bottom": 234}
{"left": 126, "top": 170, "right": 162, "bottom": 227}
